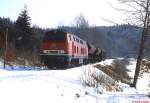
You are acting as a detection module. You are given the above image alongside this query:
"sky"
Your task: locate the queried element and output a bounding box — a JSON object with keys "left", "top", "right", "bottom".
{"left": 0, "top": 0, "right": 127, "bottom": 28}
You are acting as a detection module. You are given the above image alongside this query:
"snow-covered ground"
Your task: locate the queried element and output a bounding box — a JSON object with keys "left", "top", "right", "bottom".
{"left": 0, "top": 59, "right": 149, "bottom": 103}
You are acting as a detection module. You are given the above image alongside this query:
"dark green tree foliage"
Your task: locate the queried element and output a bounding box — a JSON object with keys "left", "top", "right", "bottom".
{"left": 15, "top": 5, "right": 34, "bottom": 51}
{"left": 0, "top": 17, "right": 15, "bottom": 42}
{"left": 0, "top": 17, "right": 16, "bottom": 54}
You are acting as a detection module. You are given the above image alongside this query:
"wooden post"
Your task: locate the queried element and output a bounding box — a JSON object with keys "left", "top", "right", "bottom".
{"left": 4, "top": 28, "right": 8, "bottom": 69}
{"left": 23, "top": 47, "right": 26, "bottom": 68}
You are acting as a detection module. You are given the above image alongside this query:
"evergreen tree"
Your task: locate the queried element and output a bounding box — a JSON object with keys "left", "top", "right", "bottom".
{"left": 15, "top": 5, "right": 34, "bottom": 51}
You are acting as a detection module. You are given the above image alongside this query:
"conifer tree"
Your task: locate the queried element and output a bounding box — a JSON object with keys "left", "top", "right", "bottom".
{"left": 15, "top": 5, "right": 33, "bottom": 51}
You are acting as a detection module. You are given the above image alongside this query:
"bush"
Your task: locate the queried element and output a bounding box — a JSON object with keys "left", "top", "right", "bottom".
{"left": 141, "top": 60, "right": 150, "bottom": 73}
{"left": 14, "top": 50, "right": 42, "bottom": 67}
{"left": 81, "top": 66, "right": 122, "bottom": 93}
{"left": 111, "top": 59, "right": 131, "bottom": 82}
{"left": 94, "top": 59, "right": 131, "bottom": 84}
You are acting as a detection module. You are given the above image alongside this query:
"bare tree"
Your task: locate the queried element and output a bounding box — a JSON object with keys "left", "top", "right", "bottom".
{"left": 74, "top": 14, "right": 89, "bottom": 28}
{"left": 118, "top": 0, "right": 150, "bottom": 87}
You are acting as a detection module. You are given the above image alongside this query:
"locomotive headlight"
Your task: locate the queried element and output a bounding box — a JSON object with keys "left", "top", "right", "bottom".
{"left": 43, "top": 50, "right": 48, "bottom": 54}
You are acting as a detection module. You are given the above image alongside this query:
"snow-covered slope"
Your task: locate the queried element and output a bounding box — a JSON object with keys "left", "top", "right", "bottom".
{"left": 0, "top": 59, "right": 149, "bottom": 103}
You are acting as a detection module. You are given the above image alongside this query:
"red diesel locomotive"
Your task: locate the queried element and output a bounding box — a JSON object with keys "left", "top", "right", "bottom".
{"left": 40, "top": 29, "right": 88, "bottom": 68}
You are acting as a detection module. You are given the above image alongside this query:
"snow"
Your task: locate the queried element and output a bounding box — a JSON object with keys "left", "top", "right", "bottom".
{"left": 137, "top": 72, "right": 150, "bottom": 94}
{"left": 126, "top": 58, "right": 137, "bottom": 77}
{"left": 0, "top": 59, "right": 149, "bottom": 103}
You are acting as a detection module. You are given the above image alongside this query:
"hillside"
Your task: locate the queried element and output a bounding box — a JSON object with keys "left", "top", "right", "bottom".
{"left": 59, "top": 25, "right": 142, "bottom": 58}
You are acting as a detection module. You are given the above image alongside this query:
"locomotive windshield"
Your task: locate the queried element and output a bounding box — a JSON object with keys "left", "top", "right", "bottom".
{"left": 43, "top": 30, "right": 66, "bottom": 42}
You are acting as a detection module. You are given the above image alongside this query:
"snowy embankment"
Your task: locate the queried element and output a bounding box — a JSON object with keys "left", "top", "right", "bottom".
{"left": 0, "top": 59, "right": 149, "bottom": 103}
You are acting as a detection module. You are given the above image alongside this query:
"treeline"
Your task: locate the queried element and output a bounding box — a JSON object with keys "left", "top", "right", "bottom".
{"left": 0, "top": 6, "right": 45, "bottom": 66}
{"left": 59, "top": 25, "right": 142, "bottom": 58}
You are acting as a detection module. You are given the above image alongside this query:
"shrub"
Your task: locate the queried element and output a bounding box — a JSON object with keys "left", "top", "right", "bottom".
{"left": 94, "top": 59, "right": 131, "bottom": 84}
{"left": 81, "top": 66, "right": 122, "bottom": 93}
{"left": 141, "top": 60, "right": 150, "bottom": 73}
{"left": 111, "top": 59, "right": 131, "bottom": 82}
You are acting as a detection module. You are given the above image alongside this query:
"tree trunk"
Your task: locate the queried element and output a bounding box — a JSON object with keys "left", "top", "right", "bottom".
{"left": 132, "top": 0, "right": 150, "bottom": 87}
{"left": 4, "top": 28, "right": 8, "bottom": 69}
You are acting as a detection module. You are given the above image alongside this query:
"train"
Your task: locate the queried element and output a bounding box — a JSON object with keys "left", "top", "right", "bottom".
{"left": 40, "top": 29, "right": 105, "bottom": 68}
{"left": 87, "top": 42, "right": 105, "bottom": 63}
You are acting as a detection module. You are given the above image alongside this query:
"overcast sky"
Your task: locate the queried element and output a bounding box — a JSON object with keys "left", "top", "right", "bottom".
{"left": 0, "top": 0, "right": 126, "bottom": 28}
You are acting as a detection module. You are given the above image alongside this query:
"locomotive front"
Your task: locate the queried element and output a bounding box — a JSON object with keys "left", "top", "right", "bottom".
{"left": 40, "top": 30, "right": 71, "bottom": 68}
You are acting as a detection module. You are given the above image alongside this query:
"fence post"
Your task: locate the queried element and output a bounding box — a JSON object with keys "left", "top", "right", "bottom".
{"left": 4, "top": 28, "right": 8, "bottom": 69}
